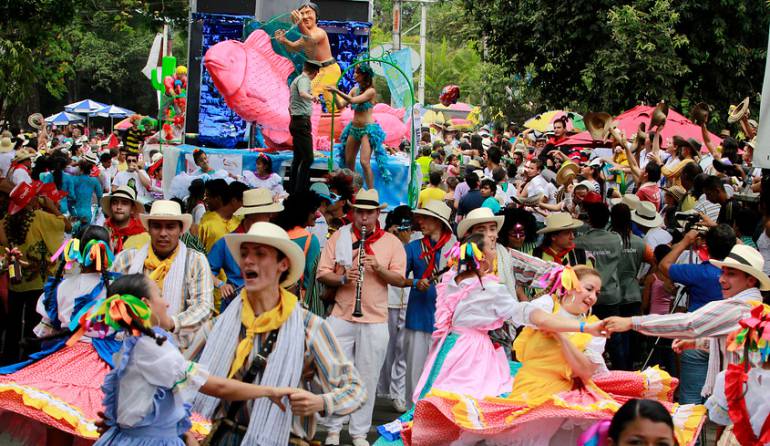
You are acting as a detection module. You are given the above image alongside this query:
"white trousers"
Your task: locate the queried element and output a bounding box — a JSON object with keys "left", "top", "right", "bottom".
{"left": 377, "top": 307, "right": 407, "bottom": 401}
{"left": 403, "top": 328, "right": 432, "bottom": 406}
{"left": 323, "top": 316, "right": 390, "bottom": 438}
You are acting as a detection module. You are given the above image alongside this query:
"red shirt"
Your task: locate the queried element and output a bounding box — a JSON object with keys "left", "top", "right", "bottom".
{"left": 636, "top": 182, "right": 661, "bottom": 210}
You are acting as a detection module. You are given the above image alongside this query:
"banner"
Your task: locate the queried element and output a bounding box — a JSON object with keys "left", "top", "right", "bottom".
{"left": 383, "top": 49, "right": 414, "bottom": 110}
{"left": 754, "top": 25, "right": 770, "bottom": 168}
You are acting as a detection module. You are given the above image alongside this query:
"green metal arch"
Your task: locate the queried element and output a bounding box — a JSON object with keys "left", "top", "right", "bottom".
{"left": 329, "top": 57, "right": 418, "bottom": 206}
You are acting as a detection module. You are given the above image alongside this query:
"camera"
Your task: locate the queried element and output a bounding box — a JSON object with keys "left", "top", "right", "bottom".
{"left": 674, "top": 212, "right": 708, "bottom": 234}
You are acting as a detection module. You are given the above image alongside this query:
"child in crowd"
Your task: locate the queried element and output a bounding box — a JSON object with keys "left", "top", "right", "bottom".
{"left": 579, "top": 398, "right": 677, "bottom": 446}
{"left": 94, "top": 273, "right": 295, "bottom": 445}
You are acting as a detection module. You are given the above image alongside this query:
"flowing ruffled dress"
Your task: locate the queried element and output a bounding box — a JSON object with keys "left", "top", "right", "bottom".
{"left": 337, "top": 101, "right": 392, "bottom": 183}
{"left": 375, "top": 272, "right": 540, "bottom": 445}
{"left": 0, "top": 273, "right": 120, "bottom": 442}
{"left": 95, "top": 328, "right": 209, "bottom": 446}
{"left": 400, "top": 299, "right": 706, "bottom": 446}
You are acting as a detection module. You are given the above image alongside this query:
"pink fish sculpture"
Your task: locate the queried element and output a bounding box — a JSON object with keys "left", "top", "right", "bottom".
{"left": 204, "top": 30, "right": 295, "bottom": 145}
{"left": 339, "top": 103, "right": 409, "bottom": 148}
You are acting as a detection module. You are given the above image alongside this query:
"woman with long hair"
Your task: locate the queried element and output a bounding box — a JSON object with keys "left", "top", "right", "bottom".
{"left": 241, "top": 153, "right": 285, "bottom": 198}
{"left": 326, "top": 64, "right": 390, "bottom": 190}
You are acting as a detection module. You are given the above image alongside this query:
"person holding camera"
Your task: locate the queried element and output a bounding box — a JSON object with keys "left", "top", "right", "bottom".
{"left": 646, "top": 224, "right": 736, "bottom": 404}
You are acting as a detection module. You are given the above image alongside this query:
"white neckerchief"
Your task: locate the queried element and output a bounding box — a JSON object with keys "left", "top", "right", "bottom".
{"left": 335, "top": 223, "right": 354, "bottom": 268}
{"left": 192, "top": 293, "right": 304, "bottom": 445}
{"left": 127, "top": 242, "right": 187, "bottom": 315}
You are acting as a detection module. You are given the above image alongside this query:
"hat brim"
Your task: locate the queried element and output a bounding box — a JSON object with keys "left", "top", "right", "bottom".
{"left": 101, "top": 195, "right": 144, "bottom": 219}
{"left": 512, "top": 193, "right": 544, "bottom": 207}
{"left": 537, "top": 220, "right": 584, "bottom": 234}
{"left": 710, "top": 259, "right": 770, "bottom": 291}
{"left": 233, "top": 201, "right": 284, "bottom": 216}
{"left": 412, "top": 207, "right": 452, "bottom": 233}
{"left": 139, "top": 213, "right": 193, "bottom": 235}
{"left": 556, "top": 163, "right": 579, "bottom": 186}
{"left": 348, "top": 201, "right": 388, "bottom": 210}
{"left": 224, "top": 233, "right": 305, "bottom": 287}
{"left": 0, "top": 144, "right": 13, "bottom": 153}
{"left": 457, "top": 215, "right": 504, "bottom": 239}
{"left": 631, "top": 212, "right": 663, "bottom": 228}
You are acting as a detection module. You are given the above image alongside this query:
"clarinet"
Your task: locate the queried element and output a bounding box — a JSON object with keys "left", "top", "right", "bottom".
{"left": 352, "top": 226, "right": 366, "bottom": 318}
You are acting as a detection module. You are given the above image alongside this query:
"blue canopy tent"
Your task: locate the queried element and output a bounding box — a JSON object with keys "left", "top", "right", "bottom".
{"left": 92, "top": 104, "right": 134, "bottom": 129}
{"left": 65, "top": 99, "right": 108, "bottom": 128}
{"left": 45, "top": 111, "right": 86, "bottom": 125}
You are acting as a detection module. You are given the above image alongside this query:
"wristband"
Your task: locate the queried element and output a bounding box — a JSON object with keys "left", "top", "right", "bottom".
{"left": 412, "top": 279, "right": 419, "bottom": 288}
{"left": 579, "top": 321, "right": 585, "bottom": 333}
{"left": 214, "top": 281, "right": 224, "bottom": 289}
{"left": 340, "top": 274, "right": 347, "bottom": 286}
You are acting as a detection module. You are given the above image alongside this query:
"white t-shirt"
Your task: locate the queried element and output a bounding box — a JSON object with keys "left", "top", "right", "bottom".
{"left": 113, "top": 170, "right": 152, "bottom": 203}
{"left": 0, "top": 151, "right": 14, "bottom": 178}
{"left": 11, "top": 166, "right": 32, "bottom": 185}
{"left": 757, "top": 231, "right": 770, "bottom": 276}
{"left": 191, "top": 203, "right": 206, "bottom": 225}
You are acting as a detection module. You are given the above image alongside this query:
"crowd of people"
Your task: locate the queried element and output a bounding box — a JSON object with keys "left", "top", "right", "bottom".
{"left": 0, "top": 92, "right": 769, "bottom": 446}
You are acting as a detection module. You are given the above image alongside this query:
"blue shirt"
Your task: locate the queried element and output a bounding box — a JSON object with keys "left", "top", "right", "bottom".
{"left": 208, "top": 237, "right": 243, "bottom": 288}
{"left": 668, "top": 261, "right": 723, "bottom": 311}
{"left": 70, "top": 175, "right": 103, "bottom": 221}
{"left": 40, "top": 172, "right": 75, "bottom": 214}
{"left": 404, "top": 238, "right": 443, "bottom": 333}
{"left": 482, "top": 196, "right": 501, "bottom": 214}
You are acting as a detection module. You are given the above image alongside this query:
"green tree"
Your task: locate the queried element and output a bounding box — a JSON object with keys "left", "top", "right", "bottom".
{"left": 462, "top": 0, "right": 770, "bottom": 117}
{"left": 582, "top": 0, "right": 689, "bottom": 111}
{"left": 0, "top": 0, "right": 77, "bottom": 121}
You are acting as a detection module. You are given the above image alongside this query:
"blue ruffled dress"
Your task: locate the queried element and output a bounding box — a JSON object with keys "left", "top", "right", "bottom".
{"left": 95, "top": 328, "right": 208, "bottom": 446}
{"left": 337, "top": 101, "right": 392, "bottom": 183}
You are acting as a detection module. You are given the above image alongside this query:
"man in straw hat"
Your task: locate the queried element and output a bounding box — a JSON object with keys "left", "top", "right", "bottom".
{"left": 112, "top": 200, "right": 213, "bottom": 350}
{"left": 9, "top": 149, "right": 33, "bottom": 186}
{"left": 606, "top": 243, "right": 770, "bottom": 398}
{"left": 392, "top": 200, "right": 456, "bottom": 408}
{"left": 208, "top": 188, "right": 284, "bottom": 312}
{"left": 457, "top": 207, "right": 517, "bottom": 296}
{"left": 0, "top": 134, "right": 15, "bottom": 180}
{"left": 532, "top": 212, "right": 591, "bottom": 267}
{"left": 102, "top": 185, "right": 147, "bottom": 254}
{"left": 189, "top": 221, "right": 364, "bottom": 446}
{"left": 317, "top": 188, "right": 406, "bottom": 445}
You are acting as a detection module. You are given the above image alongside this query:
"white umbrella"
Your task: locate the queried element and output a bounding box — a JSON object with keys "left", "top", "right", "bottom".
{"left": 65, "top": 99, "right": 108, "bottom": 129}
{"left": 92, "top": 105, "right": 135, "bottom": 129}
{"left": 45, "top": 111, "right": 86, "bottom": 125}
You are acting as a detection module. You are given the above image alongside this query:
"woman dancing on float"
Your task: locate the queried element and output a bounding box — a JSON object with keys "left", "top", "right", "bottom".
{"left": 400, "top": 264, "right": 705, "bottom": 446}
{"left": 326, "top": 63, "right": 390, "bottom": 190}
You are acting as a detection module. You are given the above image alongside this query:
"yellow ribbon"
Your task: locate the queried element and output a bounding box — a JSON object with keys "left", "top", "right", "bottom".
{"left": 144, "top": 245, "right": 179, "bottom": 291}
{"left": 228, "top": 288, "right": 298, "bottom": 378}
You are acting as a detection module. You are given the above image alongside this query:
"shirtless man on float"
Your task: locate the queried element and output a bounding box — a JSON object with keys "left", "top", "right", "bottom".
{"left": 275, "top": 2, "right": 342, "bottom": 110}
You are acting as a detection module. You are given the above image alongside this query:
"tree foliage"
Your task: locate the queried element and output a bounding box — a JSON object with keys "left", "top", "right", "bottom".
{"left": 463, "top": 0, "right": 770, "bottom": 120}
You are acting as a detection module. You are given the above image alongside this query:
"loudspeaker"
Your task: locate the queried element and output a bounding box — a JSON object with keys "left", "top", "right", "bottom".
{"left": 185, "top": 0, "right": 370, "bottom": 138}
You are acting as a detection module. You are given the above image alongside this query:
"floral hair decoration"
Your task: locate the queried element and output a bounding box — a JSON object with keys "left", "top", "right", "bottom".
{"left": 537, "top": 265, "right": 582, "bottom": 297}
{"left": 445, "top": 241, "right": 484, "bottom": 270}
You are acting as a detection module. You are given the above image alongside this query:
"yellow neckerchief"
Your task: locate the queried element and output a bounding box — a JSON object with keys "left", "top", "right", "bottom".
{"left": 228, "top": 288, "right": 298, "bottom": 378}
{"left": 144, "top": 244, "right": 180, "bottom": 291}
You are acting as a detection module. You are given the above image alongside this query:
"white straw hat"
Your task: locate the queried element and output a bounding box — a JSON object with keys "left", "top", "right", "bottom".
{"left": 233, "top": 188, "right": 284, "bottom": 216}
{"left": 412, "top": 200, "right": 453, "bottom": 233}
{"left": 349, "top": 189, "right": 387, "bottom": 210}
{"left": 101, "top": 186, "right": 144, "bottom": 219}
{"left": 631, "top": 201, "right": 663, "bottom": 228}
{"left": 457, "top": 207, "right": 504, "bottom": 239}
{"left": 711, "top": 245, "right": 770, "bottom": 291}
{"left": 537, "top": 212, "right": 584, "bottom": 234}
{"left": 225, "top": 222, "right": 305, "bottom": 287}
{"left": 139, "top": 200, "right": 193, "bottom": 234}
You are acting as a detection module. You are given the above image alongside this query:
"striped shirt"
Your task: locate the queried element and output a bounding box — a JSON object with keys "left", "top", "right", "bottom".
{"left": 112, "top": 245, "right": 213, "bottom": 345}
{"left": 184, "top": 307, "right": 364, "bottom": 440}
{"left": 631, "top": 287, "right": 762, "bottom": 367}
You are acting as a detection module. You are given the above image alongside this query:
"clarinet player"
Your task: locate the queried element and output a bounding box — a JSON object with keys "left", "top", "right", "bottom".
{"left": 317, "top": 189, "right": 407, "bottom": 446}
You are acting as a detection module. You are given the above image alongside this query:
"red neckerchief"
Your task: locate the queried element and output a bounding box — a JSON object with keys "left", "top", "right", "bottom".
{"left": 12, "top": 163, "right": 30, "bottom": 174}
{"left": 725, "top": 362, "right": 770, "bottom": 445}
{"left": 419, "top": 230, "right": 453, "bottom": 280}
{"left": 352, "top": 223, "right": 385, "bottom": 255}
{"left": 543, "top": 244, "right": 574, "bottom": 265}
{"left": 105, "top": 217, "right": 146, "bottom": 254}
{"left": 232, "top": 222, "right": 248, "bottom": 234}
